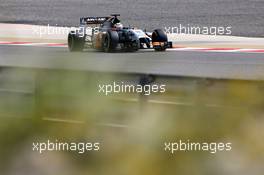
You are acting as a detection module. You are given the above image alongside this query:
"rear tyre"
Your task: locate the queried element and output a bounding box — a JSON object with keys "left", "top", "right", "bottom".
{"left": 68, "top": 32, "right": 84, "bottom": 52}
{"left": 152, "top": 29, "right": 168, "bottom": 51}
{"left": 102, "top": 30, "right": 119, "bottom": 52}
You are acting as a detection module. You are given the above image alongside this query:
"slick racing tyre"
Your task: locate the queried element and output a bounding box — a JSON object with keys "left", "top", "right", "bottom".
{"left": 102, "top": 30, "right": 119, "bottom": 52}
{"left": 152, "top": 29, "right": 168, "bottom": 51}
{"left": 68, "top": 32, "right": 84, "bottom": 52}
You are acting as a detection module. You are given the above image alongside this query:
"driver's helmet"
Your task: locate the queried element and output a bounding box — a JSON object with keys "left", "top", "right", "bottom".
{"left": 114, "top": 23, "right": 123, "bottom": 29}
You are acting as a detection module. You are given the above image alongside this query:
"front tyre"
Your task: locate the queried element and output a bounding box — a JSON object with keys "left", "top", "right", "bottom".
{"left": 152, "top": 29, "right": 168, "bottom": 51}
{"left": 68, "top": 32, "right": 84, "bottom": 52}
{"left": 102, "top": 30, "right": 119, "bottom": 52}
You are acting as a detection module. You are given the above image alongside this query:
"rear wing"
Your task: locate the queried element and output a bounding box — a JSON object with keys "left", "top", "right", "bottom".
{"left": 80, "top": 17, "right": 110, "bottom": 25}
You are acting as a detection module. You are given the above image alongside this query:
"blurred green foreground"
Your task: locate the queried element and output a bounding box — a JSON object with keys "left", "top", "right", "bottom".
{"left": 0, "top": 68, "right": 263, "bottom": 175}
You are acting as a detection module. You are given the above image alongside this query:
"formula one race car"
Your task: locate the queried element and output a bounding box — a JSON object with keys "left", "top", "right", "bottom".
{"left": 68, "top": 14, "right": 172, "bottom": 52}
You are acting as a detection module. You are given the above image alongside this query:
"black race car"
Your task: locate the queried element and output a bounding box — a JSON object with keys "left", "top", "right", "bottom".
{"left": 68, "top": 14, "right": 172, "bottom": 52}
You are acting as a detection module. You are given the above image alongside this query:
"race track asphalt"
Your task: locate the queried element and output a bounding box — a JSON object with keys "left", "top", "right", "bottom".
{"left": 1, "top": 45, "right": 264, "bottom": 80}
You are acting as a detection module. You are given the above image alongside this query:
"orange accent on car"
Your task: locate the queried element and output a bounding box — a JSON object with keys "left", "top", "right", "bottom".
{"left": 152, "top": 42, "right": 165, "bottom": 46}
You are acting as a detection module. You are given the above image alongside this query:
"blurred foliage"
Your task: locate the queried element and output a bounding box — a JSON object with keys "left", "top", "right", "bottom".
{"left": 0, "top": 68, "right": 263, "bottom": 175}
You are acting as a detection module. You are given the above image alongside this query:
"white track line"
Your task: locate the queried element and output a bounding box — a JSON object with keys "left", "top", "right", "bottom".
{"left": 0, "top": 41, "right": 67, "bottom": 47}
{"left": 42, "top": 117, "right": 85, "bottom": 124}
{"left": 96, "top": 122, "right": 130, "bottom": 128}
{"left": 148, "top": 99, "right": 193, "bottom": 106}
{"left": 111, "top": 97, "right": 235, "bottom": 108}
{"left": 169, "top": 47, "right": 264, "bottom": 53}
{"left": 42, "top": 117, "right": 131, "bottom": 128}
